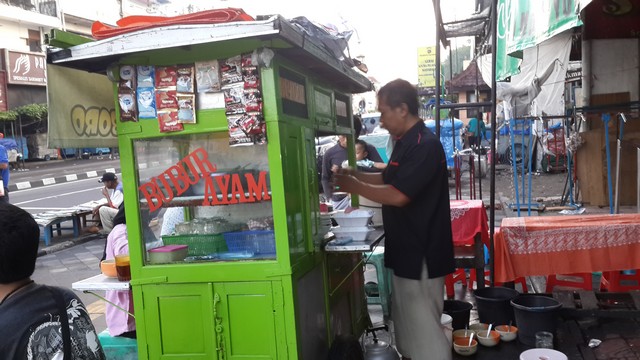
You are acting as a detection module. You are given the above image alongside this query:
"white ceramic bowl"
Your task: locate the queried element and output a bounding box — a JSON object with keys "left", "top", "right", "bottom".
{"left": 452, "top": 329, "right": 475, "bottom": 342}
{"left": 453, "top": 338, "right": 478, "bottom": 356}
{"left": 469, "top": 322, "right": 489, "bottom": 333}
{"left": 476, "top": 330, "right": 500, "bottom": 347}
{"left": 495, "top": 325, "right": 518, "bottom": 342}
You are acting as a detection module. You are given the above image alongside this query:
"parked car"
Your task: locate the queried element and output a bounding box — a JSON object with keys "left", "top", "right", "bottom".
{"left": 82, "top": 147, "right": 111, "bottom": 156}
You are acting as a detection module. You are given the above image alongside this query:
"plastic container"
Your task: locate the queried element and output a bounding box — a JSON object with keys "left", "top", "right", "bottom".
{"left": 224, "top": 230, "right": 276, "bottom": 254}
{"left": 473, "top": 287, "right": 519, "bottom": 326}
{"left": 443, "top": 300, "right": 473, "bottom": 330}
{"left": 162, "top": 233, "right": 227, "bottom": 256}
{"left": 441, "top": 314, "right": 453, "bottom": 348}
{"left": 511, "top": 295, "right": 562, "bottom": 346}
{"left": 358, "top": 197, "right": 383, "bottom": 226}
{"left": 332, "top": 209, "right": 373, "bottom": 227}
{"left": 148, "top": 244, "right": 188, "bottom": 264}
{"left": 330, "top": 226, "right": 373, "bottom": 241}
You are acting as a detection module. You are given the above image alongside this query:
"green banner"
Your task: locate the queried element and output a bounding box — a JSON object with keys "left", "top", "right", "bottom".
{"left": 496, "top": 0, "right": 582, "bottom": 80}
{"left": 47, "top": 65, "right": 118, "bottom": 148}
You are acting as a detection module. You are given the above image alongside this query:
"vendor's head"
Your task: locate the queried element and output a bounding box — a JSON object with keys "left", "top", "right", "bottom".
{"left": 377, "top": 79, "right": 419, "bottom": 137}
{"left": 0, "top": 202, "right": 40, "bottom": 284}
{"left": 99, "top": 172, "right": 118, "bottom": 188}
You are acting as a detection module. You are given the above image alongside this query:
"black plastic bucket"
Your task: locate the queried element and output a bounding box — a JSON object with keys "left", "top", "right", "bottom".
{"left": 511, "top": 295, "right": 562, "bottom": 346}
{"left": 443, "top": 300, "right": 473, "bottom": 330}
{"left": 473, "top": 287, "right": 519, "bottom": 326}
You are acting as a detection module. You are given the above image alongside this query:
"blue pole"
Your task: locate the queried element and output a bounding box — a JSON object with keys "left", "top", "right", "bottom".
{"left": 527, "top": 118, "right": 533, "bottom": 216}
{"left": 510, "top": 119, "right": 521, "bottom": 216}
{"left": 520, "top": 119, "right": 526, "bottom": 205}
{"left": 603, "top": 114, "right": 613, "bottom": 214}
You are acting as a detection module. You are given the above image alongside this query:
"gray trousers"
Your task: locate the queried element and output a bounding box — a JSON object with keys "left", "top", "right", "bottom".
{"left": 392, "top": 262, "right": 450, "bottom": 360}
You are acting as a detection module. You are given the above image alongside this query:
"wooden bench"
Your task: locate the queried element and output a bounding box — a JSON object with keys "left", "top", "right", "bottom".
{"left": 76, "top": 209, "right": 100, "bottom": 227}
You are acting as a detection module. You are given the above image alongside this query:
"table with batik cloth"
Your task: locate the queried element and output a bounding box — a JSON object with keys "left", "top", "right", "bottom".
{"left": 494, "top": 214, "right": 640, "bottom": 283}
{"left": 450, "top": 199, "right": 489, "bottom": 246}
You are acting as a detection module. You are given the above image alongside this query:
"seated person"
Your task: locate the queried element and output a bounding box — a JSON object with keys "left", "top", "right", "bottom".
{"left": 0, "top": 202, "right": 105, "bottom": 358}
{"left": 104, "top": 205, "right": 136, "bottom": 338}
{"left": 89, "top": 172, "right": 124, "bottom": 234}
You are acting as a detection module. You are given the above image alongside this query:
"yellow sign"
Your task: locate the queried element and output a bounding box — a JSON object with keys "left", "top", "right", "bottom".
{"left": 417, "top": 46, "right": 436, "bottom": 88}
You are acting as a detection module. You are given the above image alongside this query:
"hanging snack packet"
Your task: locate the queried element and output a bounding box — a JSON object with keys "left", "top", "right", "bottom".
{"left": 137, "top": 87, "right": 157, "bottom": 119}
{"left": 158, "top": 110, "right": 183, "bottom": 132}
{"left": 137, "top": 65, "right": 155, "bottom": 87}
{"left": 118, "top": 91, "right": 137, "bottom": 122}
{"left": 176, "top": 65, "right": 195, "bottom": 93}
{"left": 243, "top": 89, "right": 263, "bottom": 114}
{"left": 120, "top": 65, "right": 135, "bottom": 81}
{"left": 220, "top": 55, "right": 243, "bottom": 88}
{"left": 156, "top": 89, "right": 178, "bottom": 110}
{"left": 156, "top": 66, "right": 178, "bottom": 88}
{"left": 177, "top": 94, "right": 196, "bottom": 123}
{"left": 242, "top": 67, "right": 260, "bottom": 89}
{"left": 195, "top": 60, "right": 221, "bottom": 93}
{"left": 224, "top": 84, "right": 245, "bottom": 115}
{"left": 241, "top": 51, "right": 258, "bottom": 68}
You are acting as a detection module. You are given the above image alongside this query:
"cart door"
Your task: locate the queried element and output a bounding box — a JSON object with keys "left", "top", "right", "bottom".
{"left": 141, "top": 283, "right": 216, "bottom": 359}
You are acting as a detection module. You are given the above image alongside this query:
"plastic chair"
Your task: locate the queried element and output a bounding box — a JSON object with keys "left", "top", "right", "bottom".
{"left": 545, "top": 273, "right": 594, "bottom": 292}
{"left": 600, "top": 270, "right": 640, "bottom": 292}
{"left": 364, "top": 246, "right": 392, "bottom": 317}
{"left": 98, "top": 329, "right": 138, "bottom": 360}
{"left": 468, "top": 269, "right": 528, "bottom": 293}
{"left": 445, "top": 269, "right": 467, "bottom": 298}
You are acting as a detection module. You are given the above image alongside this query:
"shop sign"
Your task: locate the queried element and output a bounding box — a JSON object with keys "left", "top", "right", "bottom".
{"left": 417, "top": 46, "right": 436, "bottom": 88}
{"left": 0, "top": 71, "right": 7, "bottom": 111}
{"left": 565, "top": 68, "right": 582, "bottom": 82}
{"left": 4, "top": 50, "right": 46, "bottom": 86}
{"left": 139, "top": 147, "right": 271, "bottom": 212}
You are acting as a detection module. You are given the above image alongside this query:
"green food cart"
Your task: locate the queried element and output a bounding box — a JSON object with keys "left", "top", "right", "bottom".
{"left": 48, "top": 13, "right": 383, "bottom": 359}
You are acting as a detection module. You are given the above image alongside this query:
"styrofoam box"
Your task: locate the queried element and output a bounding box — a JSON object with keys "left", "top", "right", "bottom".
{"left": 331, "top": 226, "right": 373, "bottom": 241}
{"left": 333, "top": 210, "right": 374, "bottom": 228}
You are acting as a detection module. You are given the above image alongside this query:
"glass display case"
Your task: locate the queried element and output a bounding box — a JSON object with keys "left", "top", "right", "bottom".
{"left": 133, "top": 132, "right": 274, "bottom": 264}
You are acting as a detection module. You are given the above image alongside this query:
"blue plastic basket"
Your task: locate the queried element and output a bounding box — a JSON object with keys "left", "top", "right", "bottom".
{"left": 223, "top": 230, "right": 276, "bottom": 254}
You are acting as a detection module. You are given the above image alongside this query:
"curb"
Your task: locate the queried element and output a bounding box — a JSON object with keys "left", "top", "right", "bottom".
{"left": 38, "top": 233, "right": 106, "bottom": 257}
{"left": 10, "top": 168, "right": 121, "bottom": 192}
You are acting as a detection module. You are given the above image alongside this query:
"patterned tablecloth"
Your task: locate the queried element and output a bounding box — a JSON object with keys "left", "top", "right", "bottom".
{"left": 450, "top": 199, "right": 489, "bottom": 246}
{"left": 494, "top": 214, "right": 640, "bottom": 282}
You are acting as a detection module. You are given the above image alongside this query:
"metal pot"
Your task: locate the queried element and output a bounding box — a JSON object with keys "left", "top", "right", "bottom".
{"left": 363, "top": 339, "right": 400, "bottom": 360}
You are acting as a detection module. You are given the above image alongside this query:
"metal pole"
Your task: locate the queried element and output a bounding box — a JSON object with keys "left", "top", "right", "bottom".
{"left": 489, "top": 0, "right": 498, "bottom": 287}
{"left": 435, "top": 0, "right": 441, "bottom": 139}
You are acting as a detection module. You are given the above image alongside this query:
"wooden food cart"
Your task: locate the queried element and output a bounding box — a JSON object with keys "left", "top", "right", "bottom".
{"left": 48, "top": 11, "right": 380, "bottom": 359}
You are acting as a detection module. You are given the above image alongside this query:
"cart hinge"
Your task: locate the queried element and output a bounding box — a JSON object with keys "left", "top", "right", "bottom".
{"left": 129, "top": 276, "right": 168, "bottom": 286}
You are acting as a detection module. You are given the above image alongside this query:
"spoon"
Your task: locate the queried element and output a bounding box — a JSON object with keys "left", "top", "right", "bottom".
{"left": 468, "top": 332, "right": 474, "bottom": 347}
{"left": 486, "top": 323, "right": 493, "bottom": 337}
{"left": 508, "top": 321, "right": 513, "bottom": 332}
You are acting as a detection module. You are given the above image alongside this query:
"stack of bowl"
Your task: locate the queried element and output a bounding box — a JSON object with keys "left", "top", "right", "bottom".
{"left": 331, "top": 209, "right": 374, "bottom": 241}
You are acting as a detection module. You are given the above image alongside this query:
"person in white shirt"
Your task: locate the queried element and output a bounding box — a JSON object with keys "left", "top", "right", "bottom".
{"left": 88, "top": 172, "right": 124, "bottom": 234}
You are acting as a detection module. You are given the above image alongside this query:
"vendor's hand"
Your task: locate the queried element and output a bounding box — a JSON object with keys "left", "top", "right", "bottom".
{"left": 333, "top": 172, "right": 359, "bottom": 194}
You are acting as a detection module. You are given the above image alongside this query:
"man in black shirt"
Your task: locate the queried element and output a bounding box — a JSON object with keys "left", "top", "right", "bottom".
{"left": 335, "top": 79, "right": 454, "bottom": 360}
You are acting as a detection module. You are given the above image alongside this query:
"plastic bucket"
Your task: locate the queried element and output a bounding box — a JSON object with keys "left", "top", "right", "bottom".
{"left": 443, "top": 300, "right": 473, "bottom": 330}
{"left": 441, "top": 314, "right": 453, "bottom": 347}
{"left": 511, "top": 295, "right": 562, "bottom": 346}
{"left": 473, "top": 287, "right": 519, "bottom": 326}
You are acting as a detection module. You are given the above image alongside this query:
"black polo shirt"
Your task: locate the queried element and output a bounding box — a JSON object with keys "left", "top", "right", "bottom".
{"left": 382, "top": 121, "right": 455, "bottom": 280}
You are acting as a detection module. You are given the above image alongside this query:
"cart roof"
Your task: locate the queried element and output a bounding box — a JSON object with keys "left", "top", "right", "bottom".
{"left": 47, "top": 15, "right": 372, "bottom": 93}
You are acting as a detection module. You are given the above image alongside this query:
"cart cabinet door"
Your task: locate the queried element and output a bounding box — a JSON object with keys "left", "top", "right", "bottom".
{"left": 141, "top": 283, "right": 216, "bottom": 359}
{"left": 216, "top": 282, "right": 279, "bottom": 359}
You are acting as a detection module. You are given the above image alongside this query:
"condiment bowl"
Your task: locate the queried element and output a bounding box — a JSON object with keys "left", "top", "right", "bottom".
{"left": 452, "top": 329, "right": 474, "bottom": 342}
{"left": 100, "top": 259, "right": 117, "bottom": 278}
{"left": 453, "top": 338, "right": 478, "bottom": 356}
{"left": 476, "top": 330, "right": 501, "bottom": 347}
{"left": 495, "top": 325, "right": 518, "bottom": 342}
{"left": 469, "top": 322, "right": 489, "bottom": 333}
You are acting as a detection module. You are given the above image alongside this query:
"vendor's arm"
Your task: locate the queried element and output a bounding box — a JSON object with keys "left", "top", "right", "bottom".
{"left": 334, "top": 173, "right": 409, "bottom": 207}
